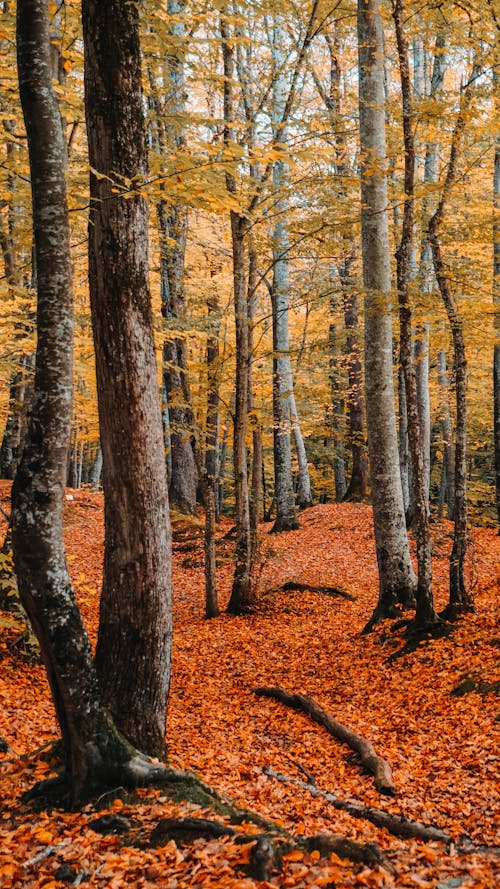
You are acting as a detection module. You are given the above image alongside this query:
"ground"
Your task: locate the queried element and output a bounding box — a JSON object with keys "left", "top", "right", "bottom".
{"left": 0, "top": 482, "right": 498, "bottom": 888}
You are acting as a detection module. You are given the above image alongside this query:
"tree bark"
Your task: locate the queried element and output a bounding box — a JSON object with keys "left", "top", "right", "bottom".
{"left": 82, "top": 0, "right": 172, "bottom": 756}
{"left": 358, "top": 0, "right": 416, "bottom": 626}
{"left": 11, "top": 0, "right": 164, "bottom": 798}
{"left": 270, "top": 15, "right": 300, "bottom": 532}
{"left": 428, "top": 64, "right": 478, "bottom": 612}
{"left": 393, "top": 0, "right": 436, "bottom": 626}
{"left": 220, "top": 11, "right": 255, "bottom": 613}
{"left": 494, "top": 134, "right": 500, "bottom": 530}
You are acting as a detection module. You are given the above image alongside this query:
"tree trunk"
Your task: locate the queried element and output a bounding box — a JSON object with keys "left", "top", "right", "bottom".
{"left": 82, "top": 0, "right": 172, "bottom": 756}
{"left": 342, "top": 267, "right": 368, "bottom": 501}
{"left": 12, "top": 0, "right": 153, "bottom": 799}
{"left": 358, "top": 0, "right": 416, "bottom": 626}
{"left": 437, "top": 348, "right": 455, "bottom": 520}
{"left": 159, "top": 201, "right": 197, "bottom": 516}
{"left": 204, "top": 270, "right": 220, "bottom": 619}
{"left": 270, "top": 16, "right": 300, "bottom": 532}
{"left": 428, "top": 61, "right": 478, "bottom": 613}
{"left": 89, "top": 442, "right": 103, "bottom": 491}
{"left": 393, "top": 0, "right": 436, "bottom": 626}
{"left": 494, "top": 136, "right": 500, "bottom": 530}
{"left": 221, "top": 11, "right": 255, "bottom": 613}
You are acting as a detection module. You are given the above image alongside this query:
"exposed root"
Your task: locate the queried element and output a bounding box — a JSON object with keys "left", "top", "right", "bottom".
{"left": 263, "top": 767, "right": 451, "bottom": 843}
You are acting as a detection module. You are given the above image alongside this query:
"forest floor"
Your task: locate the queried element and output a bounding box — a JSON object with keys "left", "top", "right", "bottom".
{"left": 0, "top": 482, "right": 499, "bottom": 889}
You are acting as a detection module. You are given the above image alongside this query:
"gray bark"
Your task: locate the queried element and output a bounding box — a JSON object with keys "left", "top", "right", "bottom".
{"left": 270, "top": 16, "right": 300, "bottom": 531}
{"left": 83, "top": 0, "right": 172, "bottom": 755}
{"left": 358, "top": 0, "right": 416, "bottom": 625}
{"left": 89, "top": 442, "right": 103, "bottom": 491}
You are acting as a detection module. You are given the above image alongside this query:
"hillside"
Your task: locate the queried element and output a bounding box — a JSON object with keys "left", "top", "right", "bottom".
{"left": 0, "top": 487, "right": 499, "bottom": 888}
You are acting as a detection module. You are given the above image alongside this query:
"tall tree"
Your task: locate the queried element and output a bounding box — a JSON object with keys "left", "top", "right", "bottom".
{"left": 428, "top": 60, "right": 478, "bottom": 614}
{"left": 12, "top": 0, "right": 165, "bottom": 798}
{"left": 358, "top": 0, "right": 416, "bottom": 628}
{"left": 152, "top": 0, "right": 198, "bottom": 516}
{"left": 82, "top": 0, "right": 172, "bottom": 755}
{"left": 392, "top": 0, "right": 436, "bottom": 626}
{"left": 270, "top": 13, "right": 300, "bottom": 532}
{"left": 221, "top": 9, "right": 255, "bottom": 614}
{"left": 494, "top": 89, "right": 500, "bottom": 530}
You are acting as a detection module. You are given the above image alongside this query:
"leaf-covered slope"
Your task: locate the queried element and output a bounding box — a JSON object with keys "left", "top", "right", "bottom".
{"left": 0, "top": 487, "right": 498, "bottom": 887}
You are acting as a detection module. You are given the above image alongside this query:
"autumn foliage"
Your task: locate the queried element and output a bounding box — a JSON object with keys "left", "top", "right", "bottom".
{"left": 0, "top": 483, "right": 498, "bottom": 888}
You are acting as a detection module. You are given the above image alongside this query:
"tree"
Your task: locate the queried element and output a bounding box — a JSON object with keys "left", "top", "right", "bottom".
{"left": 392, "top": 0, "right": 436, "bottom": 626}
{"left": 494, "top": 82, "right": 500, "bottom": 530}
{"left": 11, "top": 0, "right": 165, "bottom": 799}
{"left": 82, "top": 0, "right": 172, "bottom": 755}
{"left": 357, "top": 0, "right": 416, "bottom": 628}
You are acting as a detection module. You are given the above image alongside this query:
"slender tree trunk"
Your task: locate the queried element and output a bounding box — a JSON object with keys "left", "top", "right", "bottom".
{"left": 398, "top": 366, "right": 412, "bottom": 525}
{"left": 342, "top": 264, "right": 368, "bottom": 501}
{"left": 393, "top": 0, "right": 436, "bottom": 626}
{"left": 221, "top": 11, "right": 255, "bottom": 613}
{"left": 82, "top": 0, "right": 172, "bottom": 755}
{"left": 204, "top": 271, "right": 220, "bottom": 619}
{"left": 89, "top": 442, "right": 103, "bottom": 491}
{"left": 270, "top": 16, "right": 300, "bottom": 532}
{"left": 428, "top": 64, "right": 478, "bottom": 613}
{"left": 494, "top": 137, "right": 500, "bottom": 529}
{"left": 248, "top": 241, "right": 263, "bottom": 540}
{"left": 328, "top": 305, "right": 347, "bottom": 501}
{"left": 358, "top": 0, "right": 416, "bottom": 628}
{"left": 437, "top": 348, "right": 455, "bottom": 520}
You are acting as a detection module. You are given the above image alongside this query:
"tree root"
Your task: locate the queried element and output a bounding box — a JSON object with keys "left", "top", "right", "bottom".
{"left": 148, "top": 815, "right": 394, "bottom": 877}
{"left": 254, "top": 686, "right": 395, "bottom": 795}
{"left": 263, "top": 766, "right": 451, "bottom": 843}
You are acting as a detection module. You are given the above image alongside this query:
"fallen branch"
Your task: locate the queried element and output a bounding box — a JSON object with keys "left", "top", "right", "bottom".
{"left": 254, "top": 686, "right": 395, "bottom": 795}
{"left": 280, "top": 581, "right": 355, "bottom": 601}
{"left": 263, "top": 767, "right": 451, "bottom": 843}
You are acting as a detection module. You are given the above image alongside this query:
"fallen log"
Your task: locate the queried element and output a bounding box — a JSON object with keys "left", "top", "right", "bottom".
{"left": 254, "top": 686, "right": 395, "bottom": 795}
{"left": 281, "top": 581, "right": 355, "bottom": 601}
{"left": 263, "top": 767, "right": 451, "bottom": 843}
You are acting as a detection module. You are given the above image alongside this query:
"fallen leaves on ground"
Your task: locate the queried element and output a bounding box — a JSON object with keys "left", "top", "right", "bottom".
{"left": 0, "top": 482, "right": 499, "bottom": 888}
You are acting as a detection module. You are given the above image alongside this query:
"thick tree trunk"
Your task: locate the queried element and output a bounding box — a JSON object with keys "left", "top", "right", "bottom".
{"left": 358, "top": 0, "right": 416, "bottom": 626}
{"left": 82, "top": 0, "right": 172, "bottom": 756}
{"left": 11, "top": 0, "right": 158, "bottom": 798}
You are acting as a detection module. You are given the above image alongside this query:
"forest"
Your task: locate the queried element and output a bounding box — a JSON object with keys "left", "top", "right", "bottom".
{"left": 0, "top": 0, "right": 499, "bottom": 887}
